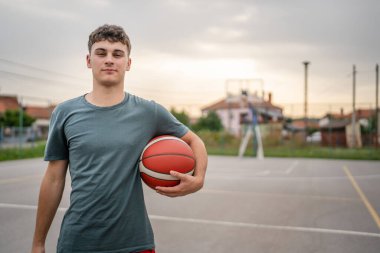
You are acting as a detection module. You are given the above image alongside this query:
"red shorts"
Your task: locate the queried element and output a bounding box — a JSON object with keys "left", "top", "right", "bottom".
{"left": 137, "top": 250, "right": 155, "bottom": 253}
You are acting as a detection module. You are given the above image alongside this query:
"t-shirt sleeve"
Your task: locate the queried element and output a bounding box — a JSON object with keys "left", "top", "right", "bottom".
{"left": 44, "top": 107, "right": 69, "bottom": 161}
{"left": 154, "top": 102, "right": 189, "bottom": 138}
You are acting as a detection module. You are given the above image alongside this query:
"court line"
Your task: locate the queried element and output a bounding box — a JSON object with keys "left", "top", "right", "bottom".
{"left": 343, "top": 166, "right": 380, "bottom": 230}
{"left": 0, "top": 203, "right": 67, "bottom": 212}
{"left": 0, "top": 175, "right": 42, "bottom": 185}
{"left": 150, "top": 215, "right": 380, "bottom": 238}
{"left": 201, "top": 189, "right": 359, "bottom": 203}
{"left": 1, "top": 202, "right": 379, "bottom": 238}
{"left": 285, "top": 160, "right": 299, "bottom": 174}
{"left": 253, "top": 160, "right": 298, "bottom": 176}
{"left": 206, "top": 174, "right": 380, "bottom": 181}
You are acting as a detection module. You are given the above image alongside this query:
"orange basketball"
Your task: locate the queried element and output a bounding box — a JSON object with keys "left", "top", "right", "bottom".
{"left": 139, "top": 135, "right": 195, "bottom": 189}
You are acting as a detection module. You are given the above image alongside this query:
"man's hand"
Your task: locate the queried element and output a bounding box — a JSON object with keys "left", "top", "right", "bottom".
{"left": 31, "top": 160, "right": 68, "bottom": 253}
{"left": 155, "top": 170, "right": 204, "bottom": 197}
{"left": 156, "top": 130, "right": 207, "bottom": 198}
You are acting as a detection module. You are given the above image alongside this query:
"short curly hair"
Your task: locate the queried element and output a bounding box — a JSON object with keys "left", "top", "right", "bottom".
{"left": 88, "top": 24, "right": 131, "bottom": 55}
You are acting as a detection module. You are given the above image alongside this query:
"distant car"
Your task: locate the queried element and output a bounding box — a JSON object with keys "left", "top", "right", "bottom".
{"left": 307, "top": 131, "right": 321, "bottom": 143}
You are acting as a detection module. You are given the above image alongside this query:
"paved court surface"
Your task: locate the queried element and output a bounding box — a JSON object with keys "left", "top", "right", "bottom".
{"left": 0, "top": 156, "right": 380, "bottom": 252}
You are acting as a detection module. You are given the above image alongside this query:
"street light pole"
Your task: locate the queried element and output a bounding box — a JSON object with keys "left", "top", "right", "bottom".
{"left": 351, "top": 65, "right": 357, "bottom": 148}
{"left": 376, "top": 64, "right": 379, "bottom": 148}
{"left": 303, "top": 61, "right": 310, "bottom": 142}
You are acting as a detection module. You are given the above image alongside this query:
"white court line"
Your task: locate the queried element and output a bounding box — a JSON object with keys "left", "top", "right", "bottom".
{"left": 255, "top": 170, "right": 270, "bottom": 176}
{"left": 285, "top": 160, "right": 299, "bottom": 174}
{"left": 206, "top": 174, "right": 380, "bottom": 181}
{"left": 150, "top": 215, "right": 380, "bottom": 238}
{"left": 253, "top": 160, "right": 298, "bottom": 176}
{"left": 1, "top": 203, "right": 380, "bottom": 238}
{"left": 201, "top": 189, "right": 359, "bottom": 202}
{"left": 0, "top": 203, "right": 67, "bottom": 212}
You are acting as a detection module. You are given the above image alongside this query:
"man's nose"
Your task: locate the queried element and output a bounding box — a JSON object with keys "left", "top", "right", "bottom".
{"left": 105, "top": 54, "right": 114, "bottom": 65}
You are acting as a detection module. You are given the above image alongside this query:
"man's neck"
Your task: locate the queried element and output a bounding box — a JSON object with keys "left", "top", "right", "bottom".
{"left": 86, "top": 84, "right": 126, "bottom": 107}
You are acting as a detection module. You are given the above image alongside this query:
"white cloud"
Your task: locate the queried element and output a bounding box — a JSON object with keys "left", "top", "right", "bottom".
{"left": 0, "top": 0, "right": 80, "bottom": 21}
{"left": 0, "top": 0, "right": 378, "bottom": 115}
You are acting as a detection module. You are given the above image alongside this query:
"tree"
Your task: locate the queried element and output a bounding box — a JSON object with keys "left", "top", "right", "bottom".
{"left": 192, "top": 111, "right": 223, "bottom": 132}
{"left": 0, "top": 109, "right": 36, "bottom": 127}
{"left": 170, "top": 108, "right": 190, "bottom": 127}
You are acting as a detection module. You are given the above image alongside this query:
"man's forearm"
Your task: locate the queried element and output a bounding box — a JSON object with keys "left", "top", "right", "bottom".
{"left": 189, "top": 135, "right": 207, "bottom": 185}
{"left": 32, "top": 173, "right": 65, "bottom": 248}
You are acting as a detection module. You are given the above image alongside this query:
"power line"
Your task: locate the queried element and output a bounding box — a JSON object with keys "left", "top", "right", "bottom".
{"left": 0, "top": 58, "right": 88, "bottom": 81}
{"left": 0, "top": 69, "right": 219, "bottom": 100}
{"left": 0, "top": 70, "right": 88, "bottom": 89}
{"left": 0, "top": 58, "right": 222, "bottom": 95}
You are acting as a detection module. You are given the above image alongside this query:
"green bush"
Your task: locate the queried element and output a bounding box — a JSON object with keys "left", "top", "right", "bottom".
{"left": 0, "top": 109, "right": 36, "bottom": 127}
{"left": 0, "top": 143, "right": 45, "bottom": 161}
{"left": 192, "top": 111, "right": 223, "bottom": 132}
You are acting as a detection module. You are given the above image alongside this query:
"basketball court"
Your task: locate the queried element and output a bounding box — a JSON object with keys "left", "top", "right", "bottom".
{"left": 1, "top": 156, "right": 380, "bottom": 252}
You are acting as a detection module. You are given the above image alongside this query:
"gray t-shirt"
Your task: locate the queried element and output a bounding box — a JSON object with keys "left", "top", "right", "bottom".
{"left": 45, "top": 93, "right": 188, "bottom": 253}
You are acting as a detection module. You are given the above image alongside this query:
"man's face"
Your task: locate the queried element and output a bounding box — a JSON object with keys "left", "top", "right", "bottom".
{"left": 86, "top": 40, "right": 131, "bottom": 86}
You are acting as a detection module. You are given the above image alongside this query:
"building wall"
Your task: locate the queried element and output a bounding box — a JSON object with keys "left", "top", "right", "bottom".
{"left": 321, "top": 129, "right": 347, "bottom": 147}
{"left": 215, "top": 108, "right": 250, "bottom": 136}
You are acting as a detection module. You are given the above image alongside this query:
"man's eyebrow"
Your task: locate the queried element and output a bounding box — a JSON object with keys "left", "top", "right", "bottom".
{"left": 113, "top": 49, "right": 125, "bottom": 54}
{"left": 93, "top": 48, "right": 125, "bottom": 53}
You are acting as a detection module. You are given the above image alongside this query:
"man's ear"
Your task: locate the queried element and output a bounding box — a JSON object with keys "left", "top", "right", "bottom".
{"left": 86, "top": 54, "right": 91, "bottom": 69}
{"left": 126, "top": 58, "right": 132, "bottom": 71}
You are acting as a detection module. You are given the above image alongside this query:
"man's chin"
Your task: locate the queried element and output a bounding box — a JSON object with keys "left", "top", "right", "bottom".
{"left": 98, "top": 80, "right": 121, "bottom": 87}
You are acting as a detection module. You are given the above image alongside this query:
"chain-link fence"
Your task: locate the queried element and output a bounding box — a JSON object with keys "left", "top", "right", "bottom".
{"left": 0, "top": 126, "right": 44, "bottom": 149}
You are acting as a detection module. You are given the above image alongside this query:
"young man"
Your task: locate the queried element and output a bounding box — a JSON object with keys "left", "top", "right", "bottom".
{"left": 31, "top": 24, "right": 207, "bottom": 253}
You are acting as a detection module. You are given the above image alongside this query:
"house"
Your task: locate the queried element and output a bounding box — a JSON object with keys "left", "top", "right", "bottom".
{"left": 25, "top": 105, "right": 55, "bottom": 138}
{"left": 201, "top": 92, "right": 283, "bottom": 136}
{"left": 319, "top": 120, "right": 351, "bottom": 147}
{"left": 285, "top": 118, "right": 320, "bottom": 132}
{"left": 318, "top": 109, "right": 376, "bottom": 148}
{"left": 0, "top": 95, "right": 19, "bottom": 114}
{"left": 0, "top": 95, "right": 54, "bottom": 140}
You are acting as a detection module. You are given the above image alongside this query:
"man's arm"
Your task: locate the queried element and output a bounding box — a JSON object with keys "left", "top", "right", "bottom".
{"left": 156, "top": 130, "right": 207, "bottom": 197}
{"left": 31, "top": 160, "right": 68, "bottom": 253}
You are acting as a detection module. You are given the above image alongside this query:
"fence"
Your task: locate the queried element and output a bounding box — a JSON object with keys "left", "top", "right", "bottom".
{"left": 0, "top": 126, "right": 43, "bottom": 149}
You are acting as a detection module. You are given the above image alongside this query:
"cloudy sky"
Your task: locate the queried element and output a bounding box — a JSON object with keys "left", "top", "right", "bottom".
{"left": 0, "top": 0, "right": 378, "bottom": 117}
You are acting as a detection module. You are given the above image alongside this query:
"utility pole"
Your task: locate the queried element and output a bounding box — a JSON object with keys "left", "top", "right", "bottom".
{"left": 225, "top": 80, "right": 232, "bottom": 133}
{"left": 351, "top": 65, "right": 357, "bottom": 148}
{"left": 376, "top": 64, "right": 379, "bottom": 148}
{"left": 303, "top": 61, "right": 310, "bottom": 142}
{"left": 18, "top": 96, "right": 24, "bottom": 157}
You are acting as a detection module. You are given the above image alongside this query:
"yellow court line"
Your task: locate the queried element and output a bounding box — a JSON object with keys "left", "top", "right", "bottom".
{"left": 343, "top": 166, "right": 380, "bottom": 230}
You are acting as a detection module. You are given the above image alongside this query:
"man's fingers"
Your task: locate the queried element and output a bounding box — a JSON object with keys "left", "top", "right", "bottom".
{"left": 156, "top": 187, "right": 181, "bottom": 198}
{"left": 170, "top": 170, "right": 188, "bottom": 180}
{"left": 155, "top": 184, "right": 181, "bottom": 193}
{"left": 155, "top": 190, "right": 178, "bottom": 198}
{"left": 154, "top": 172, "right": 198, "bottom": 197}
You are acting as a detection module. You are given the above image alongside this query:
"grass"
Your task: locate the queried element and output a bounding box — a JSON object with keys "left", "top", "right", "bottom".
{"left": 0, "top": 142, "right": 46, "bottom": 162}
{"left": 206, "top": 145, "right": 380, "bottom": 160}
{"left": 196, "top": 130, "right": 380, "bottom": 160}
{"left": 0, "top": 138, "right": 379, "bottom": 162}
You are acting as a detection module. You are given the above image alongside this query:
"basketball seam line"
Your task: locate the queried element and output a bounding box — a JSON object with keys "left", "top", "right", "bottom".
{"left": 139, "top": 162, "right": 194, "bottom": 180}
{"left": 140, "top": 162, "right": 195, "bottom": 175}
{"left": 139, "top": 136, "right": 192, "bottom": 160}
{"left": 141, "top": 153, "right": 196, "bottom": 161}
{"left": 140, "top": 172, "right": 179, "bottom": 181}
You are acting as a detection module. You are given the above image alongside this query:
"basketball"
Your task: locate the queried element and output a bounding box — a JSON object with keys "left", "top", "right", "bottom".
{"left": 139, "top": 135, "right": 196, "bottom": 189}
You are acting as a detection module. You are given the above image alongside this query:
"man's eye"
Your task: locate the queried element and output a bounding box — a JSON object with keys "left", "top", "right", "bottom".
{"left": 114, "top": 53, "right": 123, "bottom": 57}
